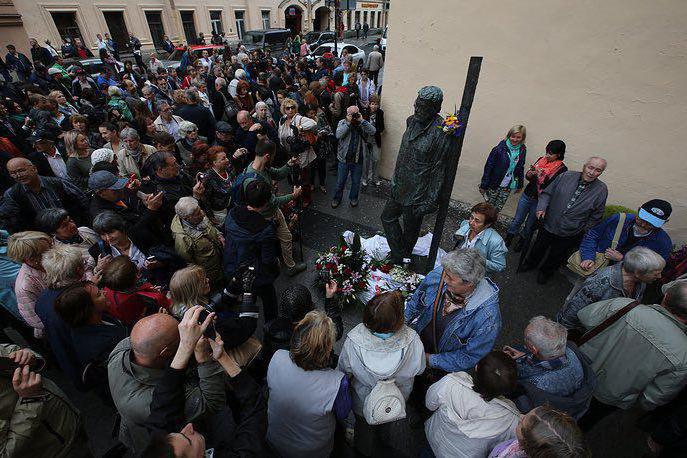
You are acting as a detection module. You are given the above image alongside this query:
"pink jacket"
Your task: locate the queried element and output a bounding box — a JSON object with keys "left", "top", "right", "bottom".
{"left": 15, "top": 264, "right": 47, "bottom": 337}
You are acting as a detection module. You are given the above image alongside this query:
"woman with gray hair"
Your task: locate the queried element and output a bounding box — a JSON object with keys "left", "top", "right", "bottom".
{"left": 557, "top": 246, "right": 665, "bottom": 330}
{"left": 116, "top": 126, "right": 157, "bottom": 177}
{"left": 35, "top": 207, "right": 99, "bottom": 271}
{"left": 171, "top": 196, "right": 224, "bottom": 290}
{"left": 406, "top": 248, "right": 501, "bottom": 375}
{"left": 503, "top": 316, "right": 596, "bottom": 419}
{"left": 107, "top": 85, "right": 133, "bottom": 122}
{"left": 175, "top": 120, "right": 202, "bottom": 165}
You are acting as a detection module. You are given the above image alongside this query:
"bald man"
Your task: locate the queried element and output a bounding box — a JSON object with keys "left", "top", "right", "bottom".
{"left": 522, "top": 156, "right": 609, "bottom": 284}
{"left": 108, "top": 310, "right": 226, "bottom": 454}
{"left": 0, "top": 157, "right": 89, "bottom": 231}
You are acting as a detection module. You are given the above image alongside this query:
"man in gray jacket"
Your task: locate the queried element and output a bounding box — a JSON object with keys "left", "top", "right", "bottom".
{"left": 577, "top": 282, "right": 687, "bottom": 430}
{"left": 108, "top": 309, "right": 226, "bottom": 454}
{"left": 332, "top": 105, "right": 375, "bottom": 209}
{"left": 522, "top": 157, "right": 608, "bottom": 284}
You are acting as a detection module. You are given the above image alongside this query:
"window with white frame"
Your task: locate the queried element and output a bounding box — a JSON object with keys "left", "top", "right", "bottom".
{"left": 262, "top": 10, "right": 271, "bottom": 30}
{"left": 210, "top": 11, "right": 223, "bottom": 35}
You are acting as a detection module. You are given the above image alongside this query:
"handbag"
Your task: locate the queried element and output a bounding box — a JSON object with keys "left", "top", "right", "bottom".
{"left": 570, "top": 300, "right": 639, "bottom": 346}
{"left": 567, "top": 213, "right": 626, "bottom": 277}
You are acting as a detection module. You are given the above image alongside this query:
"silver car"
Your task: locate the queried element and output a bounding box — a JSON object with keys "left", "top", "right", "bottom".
{"left": 309, "top": 42, "right": 366, "bottom": 68}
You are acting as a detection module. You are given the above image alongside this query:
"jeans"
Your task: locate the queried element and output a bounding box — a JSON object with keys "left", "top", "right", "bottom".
{"left": 507, "top": 192, "right": 538, "bottom": 239}
{"left": 334, "top": 161, "right": 363, "bottom": 202}
{"left": 363, "top": 143, "right": 380, "bottom": 182}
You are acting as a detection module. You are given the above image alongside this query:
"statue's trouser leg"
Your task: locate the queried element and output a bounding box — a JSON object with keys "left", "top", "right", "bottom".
{"left": 402, "top": 205, "right": 424, "bottom": 259}
{"left": 381, "top": 199, "right": 405, "bottom": 262}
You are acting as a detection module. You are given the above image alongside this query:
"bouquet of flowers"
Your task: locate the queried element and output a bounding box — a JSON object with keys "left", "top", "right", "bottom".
{"left": 389, "top": 266, "right": 424, "bottom": 297}
{"left": 315, "top": 234, "right": 370, "bottom": 307}
{"left": 436, "top": 110, "right": 462, "bottom": 137}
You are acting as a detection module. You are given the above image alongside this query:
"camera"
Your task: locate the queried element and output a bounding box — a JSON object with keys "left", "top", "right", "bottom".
{"left": 197, "top": 172, "right": 208, "bottom": 182}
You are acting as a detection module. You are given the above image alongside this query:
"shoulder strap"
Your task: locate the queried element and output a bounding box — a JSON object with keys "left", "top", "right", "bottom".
{"left": 576, "top": 300, "right": 640, "bottom": 346}
{"left": 610, "top": 213, "right": 627, "bottom": 250}
{"left": 431, "top": 271, "right": 447, "bottom": 354}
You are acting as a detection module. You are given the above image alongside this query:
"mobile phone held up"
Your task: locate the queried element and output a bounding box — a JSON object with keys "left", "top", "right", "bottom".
{"left": 198, "top": 308, "right": 217, "bottom": 339}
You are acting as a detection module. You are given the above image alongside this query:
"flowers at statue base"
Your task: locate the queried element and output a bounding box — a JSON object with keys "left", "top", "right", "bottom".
{"left": 389, "top": 266, "right": 424, "bottom": 298}
{"left": 368, "top": 257, "right": 394, "bottom": 274}
{"left": 314, "top": 234, "right": 370, "bottom": 307}
{"left": 436, "top": 111, "right": 462, "bottom": 137}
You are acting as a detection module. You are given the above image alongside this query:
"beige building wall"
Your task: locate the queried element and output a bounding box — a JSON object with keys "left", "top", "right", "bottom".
{"left": 0, "top": 0, "right": 30, "bottom": 56}
{"left": 380, "top": 0, "right": 687, "bottom": 243}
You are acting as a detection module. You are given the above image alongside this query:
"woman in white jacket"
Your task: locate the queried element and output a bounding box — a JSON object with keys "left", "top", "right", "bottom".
{"left": 338, "top": 290, "right": 426, "bottom": 456}
{"left": 425, "top": 351, "right": 521, "bottom": 458}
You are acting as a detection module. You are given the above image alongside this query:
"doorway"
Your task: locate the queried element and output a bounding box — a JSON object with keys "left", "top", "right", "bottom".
{"left": 145, "top": 11, "right": 165, "bottom": 50}
{"left": 103, "top": 12, "right": 129, "bottom": 51}
{"left": 284, "top": 5, "right": 302, "bottom": 36}
{"left": 314, "top": 7, "right": 330, "bottom": 31}
{"left": 50, "top": 12, "right": 84, "bottom": 43}
{"left": 180, "top": 11, "right": 197, "bottom": 45}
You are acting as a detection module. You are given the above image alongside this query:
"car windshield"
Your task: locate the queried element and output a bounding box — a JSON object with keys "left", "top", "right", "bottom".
{"left": 243, "top": 32, "right": 264, "bottom": 45}
{"left": 167, "top": 49, "right": 183, "bottom": 61}
{"left": 304, "top": 32, "right": 319, "bottom": 44}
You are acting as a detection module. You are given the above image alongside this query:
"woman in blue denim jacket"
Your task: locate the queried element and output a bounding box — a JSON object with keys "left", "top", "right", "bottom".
{"left": 454, "top": 202, "right": 508, "bottom": 273}
{"left": 405, "top": 248, "right": 502, "bottom": 374}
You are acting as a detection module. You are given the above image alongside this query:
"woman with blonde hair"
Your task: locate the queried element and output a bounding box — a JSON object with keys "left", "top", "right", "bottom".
{"left": 489, "top": 405, "right": 590, "bottom": 457}
{"left": 48, "top": 89, "right": 79, "bottom": 117}
{"left": 267, "top": 310, "right": 351, "bottom": 457}
{"left": 7, "top": 231, "right": 52, "bottom": 337}
{"left": 479, "top": 125, "right": 527, "bottom": 212}
{"left": 63, "top": 129, "right": 92, "bottom": 189}
{"left": 169, "top": 264, "right": 261, "bottom": 365}
{"left": 278, "top": 97, "right": 318, "bottom": 205}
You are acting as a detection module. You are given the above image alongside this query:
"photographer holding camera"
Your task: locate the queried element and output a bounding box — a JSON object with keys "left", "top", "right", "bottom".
{"left": 332, "top": 105, "right": 376, "bottom": 208}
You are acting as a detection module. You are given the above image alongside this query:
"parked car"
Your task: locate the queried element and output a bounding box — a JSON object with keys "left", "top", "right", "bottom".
{"left": 304, "top": 31, "right": 336, "bottom": 48}
{"left": 241, "top": 29, "right": 291, "bottom": 53}
{"left": 308, "top": 42, "right": 366, "bottom": 68}
{"left": 160, "top": 44, "right": 225, "bottom": 70}
{"left": 63, "top": 58, "right": 125, "bottom": 80}
{"left": 380, "top": 26, "right": 388, "bottom": 53}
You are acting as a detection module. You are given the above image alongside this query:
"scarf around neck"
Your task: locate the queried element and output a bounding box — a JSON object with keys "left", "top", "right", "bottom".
{"left": 533, "top": 156, "right": 564, "bottom": 194}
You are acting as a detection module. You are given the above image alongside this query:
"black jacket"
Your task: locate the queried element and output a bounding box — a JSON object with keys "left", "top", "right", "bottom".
{"left": 145, "top": 366, "right": 266, "bottom": 456}
{"left": 175, "top": 104, "right": 216, "bottom": 143}
{"left": 368, "top": 108, "right": 385, "bottom": 147}
{"left": 89, "top": 193, "right": 166, "bottom": 246}
{"left": 140, "top": 172, "right": 196, "bottom": 226}
{"left": 222, "top": 206, "right": 278, "bottom": 287}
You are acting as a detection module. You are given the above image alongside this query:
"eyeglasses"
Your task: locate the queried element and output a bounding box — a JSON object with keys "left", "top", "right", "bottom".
{"left": 285, "top": 106, "right": 296, "bottom": 111}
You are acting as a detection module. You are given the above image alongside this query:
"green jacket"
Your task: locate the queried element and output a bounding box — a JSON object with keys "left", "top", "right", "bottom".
{"left": 0, "top": 344, "right": 84, "bottom": 458}
{"left": 244, "top": 163, "right": 293, "bottom": 218}
{"left": 171, "top": 215, "right": 224, "bottom": 288}
{"left": 578, "top": 298, "right": 687, "bottom": 410}
{"left": 107, "top": 338, "right": 226, "bottom": 454}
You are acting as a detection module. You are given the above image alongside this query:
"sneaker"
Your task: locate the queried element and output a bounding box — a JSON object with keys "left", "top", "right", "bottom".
{"left": 361, "top": 179, "right": 368, "bottom": 187}
{"left": 286, "top": 262, "right": 307, "bottom": 277}
{"left": 331, "top": 199, "right": 341, "bottom": 208}
{"left": 350, "top": 199, "right": 359, "bottom": 207}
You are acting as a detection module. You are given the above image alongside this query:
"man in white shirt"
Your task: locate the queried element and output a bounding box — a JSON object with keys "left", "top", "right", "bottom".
{"left": 96, "top": 34, "right": 107, "bottom": 51}
{"left": 153, "top": 101, "right": 184, "bottom": 141}
{"left": 30, "top": 134, "right": 69, "bottom": 180}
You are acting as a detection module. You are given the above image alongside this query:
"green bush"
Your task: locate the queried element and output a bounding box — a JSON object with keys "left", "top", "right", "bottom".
{"left": 603, "top": 205, "right": 636, "bottom": 219}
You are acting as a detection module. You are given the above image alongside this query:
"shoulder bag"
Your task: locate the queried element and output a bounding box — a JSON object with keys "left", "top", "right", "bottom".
{"left": 567, "top": 213, "right": 626, "bottom": 277}
{"left": 570, "top": 300, "right": 639, "bottom": 346}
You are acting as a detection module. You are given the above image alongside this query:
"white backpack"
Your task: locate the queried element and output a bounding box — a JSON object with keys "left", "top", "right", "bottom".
{"left": 362, "top": 378, "right": 406, "bottom": 425}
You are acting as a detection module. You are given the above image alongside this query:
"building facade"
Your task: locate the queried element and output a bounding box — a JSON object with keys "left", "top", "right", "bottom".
{"left": 380, "top": 0, "right": 687, "bottom": 242}
{"left": 6, "top": 0, "right": 388, "bottom": 53}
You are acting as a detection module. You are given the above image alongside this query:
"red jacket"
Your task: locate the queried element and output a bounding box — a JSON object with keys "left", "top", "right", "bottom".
{"left": 105, "top": 283, "right": 170, "bottom": 326}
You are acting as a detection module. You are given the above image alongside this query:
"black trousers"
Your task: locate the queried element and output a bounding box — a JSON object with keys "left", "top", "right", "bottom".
{"left": 369, "top": 70, "right": 379, "bottom": 85}
{"left": 254, "top": 283, "right": 278, "bottom": 322}
{"left": 381, "top": 200, "right": 423, "bottom": 263}
{"left": 526, "top": 227, "right": 582, "bottom": 275}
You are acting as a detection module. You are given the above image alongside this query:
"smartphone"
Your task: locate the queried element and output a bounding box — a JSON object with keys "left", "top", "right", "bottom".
{"left": 0, "top": 356, "right": 44, "bottom": 374}
{"left": 198, "top": 309, "right": 217, "bottom": 339}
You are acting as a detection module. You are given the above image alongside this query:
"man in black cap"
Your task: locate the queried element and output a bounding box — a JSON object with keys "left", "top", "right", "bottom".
{"left": 26, "top": 130, "right": 68, "bottom": 179}
{"left": 578, "top": 198, "right": 673, "bottom": 266}
{"left": 88, "top": 170, "right": 165, "bottom": 245}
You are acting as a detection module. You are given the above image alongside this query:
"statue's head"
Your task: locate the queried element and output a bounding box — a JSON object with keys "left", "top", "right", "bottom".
{"left": 414, "top": 86, "right": 443, "bottom": 123}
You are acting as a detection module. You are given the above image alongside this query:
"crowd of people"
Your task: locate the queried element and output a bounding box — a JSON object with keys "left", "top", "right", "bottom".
{"left": 0, "top": 33, "right": 686, "bottom": 458}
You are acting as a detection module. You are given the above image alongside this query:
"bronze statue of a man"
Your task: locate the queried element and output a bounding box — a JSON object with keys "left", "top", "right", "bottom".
{"left": 382, "top": 86, "right": 454, "bottom": 263}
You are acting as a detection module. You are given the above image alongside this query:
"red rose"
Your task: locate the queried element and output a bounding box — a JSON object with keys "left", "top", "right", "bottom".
{"left": 344, "top": 268, "right": 352, "bottom": 276}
